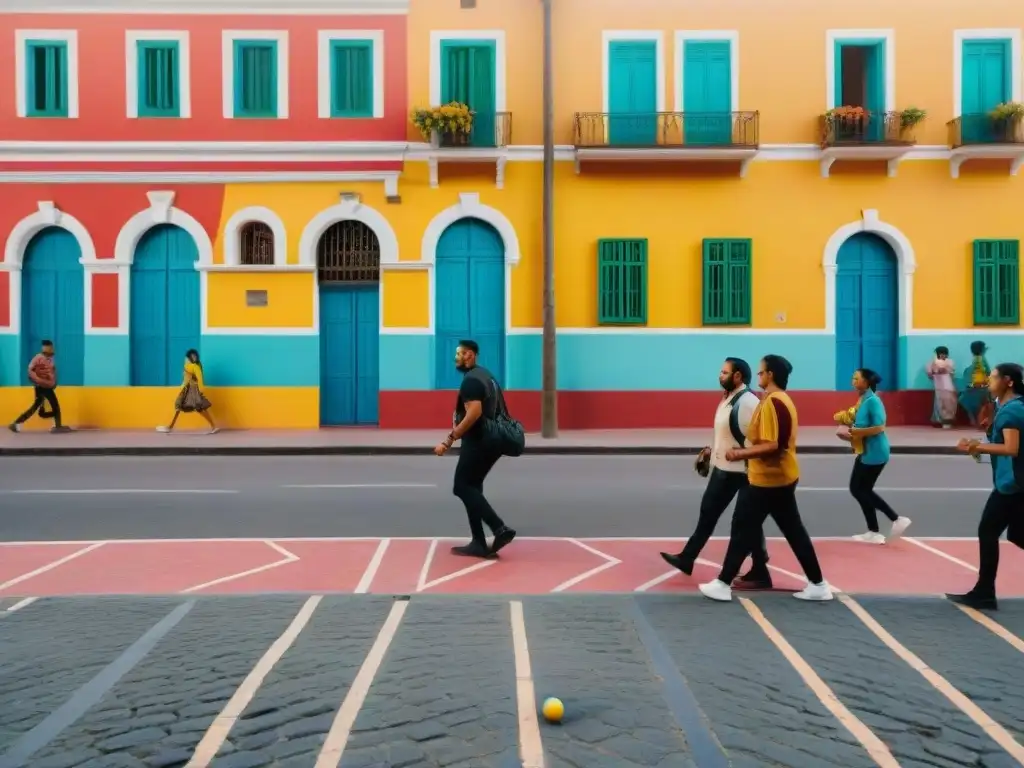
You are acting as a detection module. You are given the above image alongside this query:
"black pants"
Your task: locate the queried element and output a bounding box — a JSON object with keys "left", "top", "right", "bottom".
{"left": 453, "top": 441, "right": 506, "bottom": 544}
{"left": 849, "top": 457, "right": 898, "bottom": 532}
{"left": 681, "top": 468, "right": 769, "bottom": 570}
{"left": 718, "top": 482, "right": 824, "bottom": 585}
{"left": 15, "top": 386, "right": 61, "bottom": 427}
{"left": 974, "top": 490, "right": 1024, "bottom": 597}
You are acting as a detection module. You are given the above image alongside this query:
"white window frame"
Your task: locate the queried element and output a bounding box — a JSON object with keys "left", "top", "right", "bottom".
{"left": 318, "top": 30, "right": 385, "bottom": 119}
{"left": 952, "top": 29, "right": 1022, "bottom": 116}
{"left": 126, "top": 30, "right": 191, "bottom": 119}
{"left": 428, "top": 30, "right": 506, "bottom": 111}
{"left": 15, "top": 29, "right": 79, "bottom": 118}
{"left": 222, "top": 29, "right": 289, "bottom": 119}
{"left": 824, "top": 29, "right": 896, "bottom": 112}
{"left": 673, "top": 31, "right": 739, "bottom": 113}
{"left": 601, "top": 31, "right": 665, "bottom": 115}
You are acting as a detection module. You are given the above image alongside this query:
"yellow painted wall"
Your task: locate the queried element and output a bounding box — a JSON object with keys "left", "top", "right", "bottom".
{"left": 206, "top": 272, "right": 315, "bottom": 328}
{"left": 383, "top": 269, "right": 431, "bottom": 327}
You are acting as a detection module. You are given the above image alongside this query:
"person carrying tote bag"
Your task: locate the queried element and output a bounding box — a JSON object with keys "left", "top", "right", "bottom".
{"left": 479, "top": 375, "right": 526, "bottom": 457}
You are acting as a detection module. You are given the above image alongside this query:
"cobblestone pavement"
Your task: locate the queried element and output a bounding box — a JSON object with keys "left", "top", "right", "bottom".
{"left": 1, "top": 595, "right": 1022, "bottom": 768}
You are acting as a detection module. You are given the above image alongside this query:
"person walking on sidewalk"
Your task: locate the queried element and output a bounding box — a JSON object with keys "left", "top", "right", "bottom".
{"left": 699, "top": 354, "right": 832, "bottom": 603}
{"left": 157, "top": 349, "right": 218, "bottom": 434}
{"left": 948, "top": 362, "right": 1024, "bottom": 611}
{"left": 836, "top": 368, "right": 912, "bottom": 544}
{"left": 434, "top": 340, "right": 517, "bottom": 560}
{"left": 8, "top": 340, "right": 69, "bottom": 434}
{"left": 660, "top": 357, "right": 773, "bottom": 590}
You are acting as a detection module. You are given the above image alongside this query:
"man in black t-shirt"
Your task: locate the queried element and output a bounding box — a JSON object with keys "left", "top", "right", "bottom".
{"left": 434, "top": 339, "right": 517, "bottom": 559}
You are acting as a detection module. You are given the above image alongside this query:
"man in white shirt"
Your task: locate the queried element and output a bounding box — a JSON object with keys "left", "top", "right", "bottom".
{"left": 660, "top": 357, "right": 773, "bottom": 590}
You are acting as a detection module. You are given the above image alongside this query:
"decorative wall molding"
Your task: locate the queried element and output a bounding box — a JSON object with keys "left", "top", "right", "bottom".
{"left": 222, "top": 205, "right": 288, "bottom": 267}
{"left": 3, "top": 201, "right": 97, "bottom": 269}
{"left": 0, "top": 0, "right": 409, "bottom": 14}
{"left": 113, "top": 190, "right": 214, "bottom": 266}
{"left": 0, "top": 141, "right": 409, "bottom": 162}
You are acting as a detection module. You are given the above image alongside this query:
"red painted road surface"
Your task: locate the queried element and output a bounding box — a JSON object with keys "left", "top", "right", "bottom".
{"left": 0, "top": 537, "right": 1021, "bottom": 598}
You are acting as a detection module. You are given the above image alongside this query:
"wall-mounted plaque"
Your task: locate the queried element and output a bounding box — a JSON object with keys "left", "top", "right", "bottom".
{"left": 246, "top": 290, "right": 269, "bottom": 307}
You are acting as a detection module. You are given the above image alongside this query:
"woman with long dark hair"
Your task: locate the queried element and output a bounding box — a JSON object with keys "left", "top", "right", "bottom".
{"left": 157, "top": 349, "right": 218, "bottom": 434}
{"left": 950, "top": 362, "right": 1024, "bottom": 610}
{"left": 836, "top": 368, "right": 912, "bottom": 543}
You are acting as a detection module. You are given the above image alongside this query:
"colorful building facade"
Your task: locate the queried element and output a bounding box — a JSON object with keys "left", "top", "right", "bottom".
{"left": 1, "top": 0, "right": 1023, "bottom": 430}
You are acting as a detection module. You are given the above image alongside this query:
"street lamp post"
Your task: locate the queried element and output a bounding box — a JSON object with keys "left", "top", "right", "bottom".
{"left": 540, "top": 0, "right": 558, "bottom": 438}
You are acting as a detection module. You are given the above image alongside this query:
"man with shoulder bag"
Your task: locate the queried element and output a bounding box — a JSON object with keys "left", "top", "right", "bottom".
{"left": 660, "top": 357, "right": 773, "bottom": 590}
{"left": 434, "top": 339, "right": 520, "bottom": 559}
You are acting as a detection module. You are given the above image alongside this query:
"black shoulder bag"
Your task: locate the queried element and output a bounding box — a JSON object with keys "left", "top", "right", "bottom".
{"left": 480, "top": 377, "right": 526, "bottom": 457}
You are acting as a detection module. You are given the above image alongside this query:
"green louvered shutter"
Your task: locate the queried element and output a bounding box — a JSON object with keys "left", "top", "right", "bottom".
{"left": 597, "top": 239, "right": 648, "bottom": 325}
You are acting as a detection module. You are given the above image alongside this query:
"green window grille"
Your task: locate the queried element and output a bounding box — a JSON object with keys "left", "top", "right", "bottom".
{"left": 330, "top": 40, "right": 373, "bottom": 117}
{"left": 702, "top": 238, "right": 752, "bottom": 325}
{"left": 973, "top": 239, "right": 1020, "bottom": 325}
{"left": 233, "top": 40, "right": 277, "bottom": 118}
{"left": 137, "top": 41, "right": 179, "bottom": 117}
{"left": 597, "top": 238, "right": 648, "bottom": 325}
{"left": 25, "top": 41, "right": 68, "bottom": 117}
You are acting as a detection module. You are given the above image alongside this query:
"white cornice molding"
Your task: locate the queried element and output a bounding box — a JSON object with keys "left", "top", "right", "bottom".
{"left": 0, "top": 141, "right": 408, "bottom": 162}
{"left": 0, "top": 0, "right": 408, "bottom": 13}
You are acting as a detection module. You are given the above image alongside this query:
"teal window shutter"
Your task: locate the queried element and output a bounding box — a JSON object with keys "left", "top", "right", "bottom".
{"left": 330, "top": 40, "right": 373, "bottom": 117}
{"left": 702, "top": 238, "right": 752, "bottom": 325}
{"left": 973, "top": 239, "right": 1020, "bottom": 325}
{"left": 233, "top": 40, "right": 277, "bottom": 118}
{"left": 597, "top": 239, "right": 648, "bottom": 325}
{"left": 137, "top": 41, "right": 179, "bottom": 117}
{"left": 25, "top": 41, "right": 68, "bottom": 117}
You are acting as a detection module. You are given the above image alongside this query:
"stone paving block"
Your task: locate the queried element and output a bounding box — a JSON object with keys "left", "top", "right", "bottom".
{"left": 214, "top": 596, "right": 394, "bottom": 767}
{"left": 753, "top": 594, "right": 1009, "bottom": 766}
{"left": 29, "top": 596, "right": 304, "bottom": 767}
{"left": 637, "top": 595, "right": 876, "bottom": 768}
{"left": 0, "top": 597, "right": 181, "bottom": 753}
{"left": 857, "top": 597, "right": 1024, "bottom": 744}
{"left": 991, "top": 598, "right": 1024, "bottom": 641}
{"left": 339, "top": 597, "right": 519, "bottom": 768}
{"left": 523, "top": 596, "right": 694, "bottom": 768}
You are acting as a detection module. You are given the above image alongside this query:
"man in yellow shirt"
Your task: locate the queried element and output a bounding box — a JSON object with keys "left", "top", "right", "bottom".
{"left": 699, "top": 354, "right": 833, "bottom": 602}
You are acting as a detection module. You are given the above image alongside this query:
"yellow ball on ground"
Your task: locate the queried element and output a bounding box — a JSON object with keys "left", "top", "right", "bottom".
{"left": 541, "top": 697, "right": 564, "bottom": 723}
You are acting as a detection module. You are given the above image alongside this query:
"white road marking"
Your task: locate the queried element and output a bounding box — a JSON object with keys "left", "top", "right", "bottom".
{"left": 0, "top": 542, "right": 105, "bottom": 592}
{"left": 904, "top": 538, "right": 978, "bottom": 572}
{"left": 280, "top": 483, "right": 437, "bottom": 489}
{"left": 315, "top": 600, "right": 409, "bottom": 767}
{"left": 0, "top": 489, "right": 238, "bottom": 495}
{"left": 5, "top": 597, "right": 38, "bottom": 613}
{"left": 551, "top": 539, "right": 621, "bottom": 592}
{"left": 186, "top": 596, "right": 321, "bottom": 767}
{"left": 509, "top": 600, "right": 545, "bottom": 768}
{"left": 635, "top": 558, "right": 722, "bottom": 592}
{"left": 666, "top": 486, "right": 988, "bottom": 492}
{"left": 355, "top": 539, "right": 390, "bottom": 594}
{"left": 180, "top": 540, "right": 300, "bottom": 594}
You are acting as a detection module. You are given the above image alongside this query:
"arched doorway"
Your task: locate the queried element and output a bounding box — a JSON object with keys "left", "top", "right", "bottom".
{"left": 835, "top": 232, "right": 898, "bottom": 390}
{"left": 317, "top": 221, "right": 380, "bottom": 425}
{"left": 21, "top": 227, "right": 85, "bottom": 385}
{"left": 435, "top": 218, "right": 505, "bottom": 390}
{"left": 129, "top": 224, "right": 201, "bottom": 386}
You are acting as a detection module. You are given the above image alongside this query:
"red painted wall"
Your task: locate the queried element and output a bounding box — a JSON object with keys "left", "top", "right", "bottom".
{"left": 0, "top": 14, "right": 408, "bottom": 144}
{"left": 91, "top": 273, "right": 118, "bottom": 328}
{"left": 0, "top": 271, "right": 8, "bottom": 326}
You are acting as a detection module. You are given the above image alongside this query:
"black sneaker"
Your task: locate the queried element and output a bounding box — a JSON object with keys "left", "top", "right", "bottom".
{"left": 490, "top": 526, "right": 516, "bottom": 555}
{"left": 946, "top": 591, "right": 998, "bottom": 611}
{"left": 732, "top": 568, "right": 773, "bottom": 591}
{"left": 660, "top": 552, "right": 694, "bottom": 576}
{"left": 451, "top": 541, "right": 496, "bottom": 559}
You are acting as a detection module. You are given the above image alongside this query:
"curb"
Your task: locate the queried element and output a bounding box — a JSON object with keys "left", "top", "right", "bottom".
{"left": 0, "top": 445, "right": 960, "bottom": 457}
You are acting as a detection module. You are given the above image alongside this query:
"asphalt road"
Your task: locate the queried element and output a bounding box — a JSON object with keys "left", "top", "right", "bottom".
{"left": 0, "top": 454, "right": 994, "bottom": 541}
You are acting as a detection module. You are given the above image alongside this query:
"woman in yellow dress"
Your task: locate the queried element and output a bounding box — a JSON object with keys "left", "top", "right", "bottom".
{"left": 156, "top": 349, "right": 218, "bottom": 434}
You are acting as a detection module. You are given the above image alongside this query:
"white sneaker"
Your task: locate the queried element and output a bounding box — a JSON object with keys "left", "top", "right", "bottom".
{"left": 156, "top": 426, "right": 170, "bottom": 433}
{"left": 208, "top": 427, "right": 220, "bottom": 435}
{"left": 794, "top": 582, "right": 834, "bottom": 601}
{"left": 889, "top": 516, "right": 912, "bottom": 540}
{"left": 698, "top": 579, "right": 733, "bottom": 602}
{"left": 852, "top": 532, "right": 886, "bottom": 544}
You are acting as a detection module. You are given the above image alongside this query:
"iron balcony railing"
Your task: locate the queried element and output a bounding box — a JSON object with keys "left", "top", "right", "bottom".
{"left": 948, "top": 114, "right": 1024, "bottom": 148}
{"left": 573, "top": 111, "right": 759, "bottom": 149}
{"left": 820, "top": 111, "right": 916, "bottom": 147}
{"left": 437, "top": 111, "right": 512, "bottom": 149}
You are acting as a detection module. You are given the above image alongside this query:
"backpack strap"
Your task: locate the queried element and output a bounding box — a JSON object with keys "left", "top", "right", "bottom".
{"left": 727, "top": 390, "right": 747, "bottom": 447}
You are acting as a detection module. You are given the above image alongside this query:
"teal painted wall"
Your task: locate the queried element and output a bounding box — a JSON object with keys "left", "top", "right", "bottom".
{"left": 200, "top": 335, "right": 319, "bottom": 386}
{"left": 0, "top": 333, "right": 19, "bottom": 386}
{"left": 84, "top": 335, "right": 130, "bottom": 385}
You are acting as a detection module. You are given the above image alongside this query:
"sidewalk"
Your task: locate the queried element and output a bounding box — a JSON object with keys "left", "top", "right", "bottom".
{"left": 0, "top": 426, "right": 975, "bottom": 456}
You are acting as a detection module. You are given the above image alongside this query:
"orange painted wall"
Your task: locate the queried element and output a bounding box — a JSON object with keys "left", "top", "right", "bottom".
{"left": 0, "top": 14, "right": 408, "bottom": 143}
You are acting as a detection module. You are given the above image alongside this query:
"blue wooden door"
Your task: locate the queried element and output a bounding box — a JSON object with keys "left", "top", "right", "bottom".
{"left": 835, "top": 233, "right": 897, "bottom": 391}
{"left": 129, "top": 224, "right": 200, "bottom": 386}
{"left": 435, "top": 218, "right": 505, "bottom": 389}
{"left": 320, "top": 285, "right": 379, "bottom": 425}
{"left": 683, "top": 41, "right": 732, "bottom": 145}
{"left": 962, "top": 41, "right": 1010, "bottom": 142}
{"left": 608, "top": 41, "right": 657, "bottom": 145}
{"left": 21, "top": 227, "right": 84, "bottom": 386}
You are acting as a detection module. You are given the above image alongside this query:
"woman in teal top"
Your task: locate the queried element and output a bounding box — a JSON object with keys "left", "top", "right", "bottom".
{"left": 952, "top": 362, "right": 1024, "bottom": 611}
{"left": 842, "top": 369, "right": 912, "bottom": 544}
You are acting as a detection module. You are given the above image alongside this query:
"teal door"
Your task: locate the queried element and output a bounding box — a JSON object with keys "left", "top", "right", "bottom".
{"left": 961, "top": 40, "right": 1011, "bottom": 143}
{"left": 319, "top": 285, "right": 379, "bottom": 425}
{"left": 833, "top": 41, "right": 885, "bottom": 141}
{"left": 607, "top": 41, "right": 657, "bottom": 145}
{"left": 835, "top": 233, "right": 898, "bottom": 391}
{"left": 21, "top": 228, "right": 84, "bottom": 386}
{"left": 441, "top": 42, "right": 496, "bottom": 148}
{"left": 435, "top": 218, "right": 505, "bottom": 390}
{"left": 129, "top": 224, "right": 200, "bottom": 386}
{"left": 683, "top": 41, "right": 731, "bottom": 145}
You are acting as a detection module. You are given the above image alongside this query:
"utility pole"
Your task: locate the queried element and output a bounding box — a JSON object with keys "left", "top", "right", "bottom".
{"left": 540, "top": 0, "right": 558, "bottom": 437}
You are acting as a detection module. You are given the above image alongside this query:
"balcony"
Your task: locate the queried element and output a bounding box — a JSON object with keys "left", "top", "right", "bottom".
{"left": 947, "top": 113, "right": 1024, "bottom": 179}
{"left": 818, "top": 110, "right": 918, "bottom": 178}
{"left": 572, "top": 111, "right": 760, "bottom": 176}
{"left": 416, "top": 110, "right": 512, "bottom": 189}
